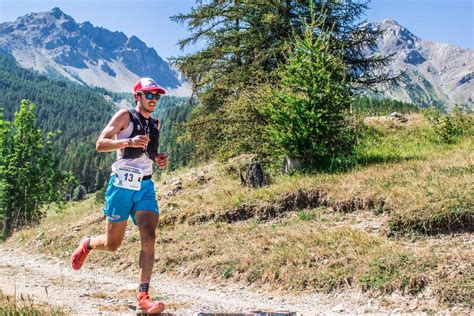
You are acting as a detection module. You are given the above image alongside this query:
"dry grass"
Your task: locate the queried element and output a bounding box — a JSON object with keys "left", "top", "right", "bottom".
{"left": 152, "top": 216, "right": 472, "bottom": 303}
{"left": 2, "top": 114, "right": 473, "bottom": 308}
{"left": 0, "top": 291, "right": 65, "bottom": 315}
{"left": 432, "top": 250, "right": 473, "bottom": 308}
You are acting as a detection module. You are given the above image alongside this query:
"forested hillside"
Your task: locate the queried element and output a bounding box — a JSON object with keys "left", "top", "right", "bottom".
{"left": 353, "top": 96, "right": 420, "bottom": 115}
{"left": 0, "top": 55, "right": 191, "bottom": 191}
{"left": 0, "top": 55, "right": 115, "bottom": 192}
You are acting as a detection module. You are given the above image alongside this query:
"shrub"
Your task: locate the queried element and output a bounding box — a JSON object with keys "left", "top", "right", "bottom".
{"left": 422, "top": 107, "right": 473, "bottom": 143}
{"left": 94, "top": 187, "right": 106, "bottom": 204}
{"left": 214, "top": 84, "right": 274, "bottom": 163}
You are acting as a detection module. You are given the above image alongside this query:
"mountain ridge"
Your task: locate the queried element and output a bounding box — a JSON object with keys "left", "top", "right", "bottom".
{"left": 0, "top": 9, "right": 472, "bottom": 107}
{"left": 0, "top": 7, "right": 181, "bottom": 93}
{"left": 368, "top": 19, "right": 473, "bottom": 110}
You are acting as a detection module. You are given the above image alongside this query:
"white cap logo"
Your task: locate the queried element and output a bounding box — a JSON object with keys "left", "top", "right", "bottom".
{"left": 141, "top": 78, "right": 158, "bottom": 88}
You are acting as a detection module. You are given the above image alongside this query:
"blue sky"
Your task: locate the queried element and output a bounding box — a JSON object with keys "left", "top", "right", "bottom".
{"left": 1, "top": 0, "right": 473, "bottom": 61}
{"left": 366, "top": 0, "right": 473, "bottom": 49}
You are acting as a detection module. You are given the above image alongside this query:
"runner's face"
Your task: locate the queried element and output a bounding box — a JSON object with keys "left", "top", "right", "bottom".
{"left": 138, "top": 91, "right": 160, "bottom": 113}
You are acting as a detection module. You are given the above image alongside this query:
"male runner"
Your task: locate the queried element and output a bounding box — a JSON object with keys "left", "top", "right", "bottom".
{"left": 71, "top": 77, "right": 168, "bottom": 314}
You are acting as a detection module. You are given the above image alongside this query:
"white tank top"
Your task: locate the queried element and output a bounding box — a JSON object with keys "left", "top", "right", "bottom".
{"left": 111, "top": 121, "right": 153, "bottom": 176}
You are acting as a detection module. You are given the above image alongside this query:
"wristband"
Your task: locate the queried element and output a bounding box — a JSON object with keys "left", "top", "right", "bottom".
{"left": 126, "top": 138, "right": 132, "bottom": 147}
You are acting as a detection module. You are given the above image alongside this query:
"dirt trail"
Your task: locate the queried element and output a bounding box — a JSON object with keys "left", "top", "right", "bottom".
{"left": 0, "top": 245, "right": 446, "bottom": 315}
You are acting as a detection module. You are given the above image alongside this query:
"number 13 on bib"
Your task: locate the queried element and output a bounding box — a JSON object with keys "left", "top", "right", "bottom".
{"left": 113, "top": 166, "right": 144, "bottom": 191}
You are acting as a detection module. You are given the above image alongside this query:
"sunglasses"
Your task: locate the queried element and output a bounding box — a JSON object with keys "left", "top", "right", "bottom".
{"left": 140, "top": 92, "right": 161, "bottom": 101}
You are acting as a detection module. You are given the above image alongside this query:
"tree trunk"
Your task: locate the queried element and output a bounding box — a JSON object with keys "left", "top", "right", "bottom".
{"left": 241, "top": 161, "right": 267, "bottom": 188}
{"left": 1, "top": 207, "right": 12, "bottom": 239}
{"left": 282, "top": 156, "right": 304, "bottom": 174}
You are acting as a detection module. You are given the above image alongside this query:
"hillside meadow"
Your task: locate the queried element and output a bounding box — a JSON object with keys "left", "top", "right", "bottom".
{"left": 2, "top": 114, "right": 473, "bottom": 311}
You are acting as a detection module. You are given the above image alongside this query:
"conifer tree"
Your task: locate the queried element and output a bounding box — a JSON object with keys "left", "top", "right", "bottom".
{"left": 173, "top": 0, "right": 389, "bottom": 96}
{"left": 264, "top": 17, "right": 356, "bottom": 169}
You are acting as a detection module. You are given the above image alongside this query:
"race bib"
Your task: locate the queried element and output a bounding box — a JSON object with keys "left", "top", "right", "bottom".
{"left": 113, "top": 166, "right": 143, "bottom": 191}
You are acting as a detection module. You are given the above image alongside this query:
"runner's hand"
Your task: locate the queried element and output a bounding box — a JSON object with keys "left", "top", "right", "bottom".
{"left": 155, "top": 153, "right": 168, "bottom": 170}
{"left": 131, "top": 135, "right": 149, "bottom": 149}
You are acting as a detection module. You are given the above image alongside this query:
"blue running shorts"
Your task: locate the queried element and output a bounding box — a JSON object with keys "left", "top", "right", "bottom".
{"left": 103, "top": 174, "right": 159, "bottom": 225}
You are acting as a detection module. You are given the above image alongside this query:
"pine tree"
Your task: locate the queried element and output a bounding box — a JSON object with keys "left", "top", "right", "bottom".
{"left": 264, "top": 17, "right": 356, "bottom": 169}
{"left": 173, "top": 1, "right": 390, "bottom": 95}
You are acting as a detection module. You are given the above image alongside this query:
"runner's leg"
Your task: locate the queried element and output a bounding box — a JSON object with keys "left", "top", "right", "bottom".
{"left": 135, "top": 211, "right": 159, "bottom": 284}
{"left": 90, "top": 220, "right": 127, "bottom": 251}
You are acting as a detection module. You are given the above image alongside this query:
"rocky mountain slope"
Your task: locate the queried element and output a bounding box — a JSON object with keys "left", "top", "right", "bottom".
{"left": 0, "top": 9, "right": 471, "bottom": 107}
{"left": 0, "top": 7, "right": 180, "bottom": 93}
{"left": 369, "top": 20, "right": 473, "bottom": 110}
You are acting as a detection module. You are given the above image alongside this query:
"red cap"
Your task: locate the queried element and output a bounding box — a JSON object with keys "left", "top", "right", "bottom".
{"left": 133, "top": 77, "right": 166, "bottom": 95}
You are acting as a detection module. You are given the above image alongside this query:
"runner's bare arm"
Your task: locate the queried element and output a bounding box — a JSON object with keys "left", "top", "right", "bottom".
{"left": 96, "top": 110, "right": 149, "bottom": 152}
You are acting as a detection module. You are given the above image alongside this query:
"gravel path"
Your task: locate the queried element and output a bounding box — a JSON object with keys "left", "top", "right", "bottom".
{"left": 0, "top": 246, "right": 447, "bottom": 315}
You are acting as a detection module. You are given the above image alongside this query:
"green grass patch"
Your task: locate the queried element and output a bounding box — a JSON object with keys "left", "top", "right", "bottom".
{"left": 353, "top": 118, "right": 473, "bottom": 235}
{"left": 296, "top": 208, "right": 322, "bottom": 221}
{"left": 386, "top": 143, "right": 473, "bottom": 235}
{"left": 359, "top": 253, "right": 430, "bottom": 294}
{"left": 221, "top": 263, "right": 236, "bottom": 279}
{"left": 356, "top": 119, "right": 448, "bottom": 165}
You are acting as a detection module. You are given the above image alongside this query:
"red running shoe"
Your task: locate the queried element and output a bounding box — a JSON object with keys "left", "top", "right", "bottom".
{"left": 70, "top": 236, "right": 90, "bottom": 270}
{"left": 136, "top": 292, "right": 165, "bottom": 314}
